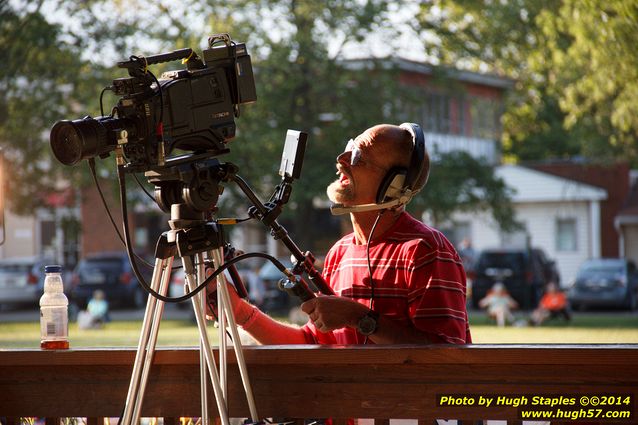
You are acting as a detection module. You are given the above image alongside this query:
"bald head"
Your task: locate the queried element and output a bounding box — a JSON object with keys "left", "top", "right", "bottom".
{"left": 357, "top": 124, "right": 430, "bottom": 192}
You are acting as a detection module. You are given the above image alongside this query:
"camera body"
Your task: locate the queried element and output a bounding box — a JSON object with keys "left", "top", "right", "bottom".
{"left": 50, "top": 35, "right": 256, "bottom": 172}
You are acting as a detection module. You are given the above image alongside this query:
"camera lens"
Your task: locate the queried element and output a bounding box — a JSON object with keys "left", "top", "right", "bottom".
{"left": 50, "top": 121, "right": 84, "bottom": 165}
{"left": 50, "top": 117, "right": 126, "bottom": 166}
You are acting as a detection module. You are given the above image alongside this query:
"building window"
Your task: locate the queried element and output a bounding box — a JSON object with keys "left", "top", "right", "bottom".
{"left": 454, "top": 97, "right": 466, "bottom": 136}
{"left": 40, "top": 219, "right": 56, "bottom": 250}
{"left": 556, "top": 218, "right": 577, "bottom": 251}
{"left": 469, "top": 97, "right": 501, "bottom": 139}
{"left": 422, "top": 92, "right": 451, "bottom": 134}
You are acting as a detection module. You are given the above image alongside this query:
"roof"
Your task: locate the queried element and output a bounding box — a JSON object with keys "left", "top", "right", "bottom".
{"left": 394, "top": 58, "right": 515, "bottom": 89}
{"left": 341, "top": 57, "right": 514, "bottom": 89}
{"left": 496, "top": 165, "right": 607, "bottom": 203}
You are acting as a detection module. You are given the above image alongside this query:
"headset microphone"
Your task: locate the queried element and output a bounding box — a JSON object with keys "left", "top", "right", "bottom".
{"left": 329, "top": 186, "right": 417, "bottom": 215}
{"left": 330, "top": 198, "right": 402, "bottom": 215}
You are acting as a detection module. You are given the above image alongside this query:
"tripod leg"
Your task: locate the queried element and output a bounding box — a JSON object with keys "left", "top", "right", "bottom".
{"left": 197, "top": 253, "right": 210, "bottom": 425}
{"left": 211, "top": 248, "right": 260, "bottom": 422}
{"left": 121, "top": 257, "right": 172, "bottom": 425}
{"left": 131, "top": 255, "right": 174, "bottom": 422}
{"left": 183, "top": 255, "right": 231, "bottom": 425}
{"left": 218, "top": 259, "right": 227, "bottom": 403}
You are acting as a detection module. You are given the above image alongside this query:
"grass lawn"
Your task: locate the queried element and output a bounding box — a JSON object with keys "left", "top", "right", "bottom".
{"left": 469, "top": 311, "right": 638, "bottom": 343}
{"left": 0, "top": 312, "right": 636, "bottom": 348}
{"left": 0, "top": 320, "right": 212, "bottom": 349}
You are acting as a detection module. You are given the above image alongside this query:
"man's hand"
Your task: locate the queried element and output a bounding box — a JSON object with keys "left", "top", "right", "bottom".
{"left": 301, "top": 296, "right": 369, "bottom": 333}
{"left": 206, "top": 279, "right": 254, "bottom": 325}
{"left": 208, "top": 276, "right": 308, "bottom": 344}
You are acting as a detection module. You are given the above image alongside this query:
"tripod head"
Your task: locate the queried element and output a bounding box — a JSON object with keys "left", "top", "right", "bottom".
{"left": 145, "top": 156, "right": 234, "bottom": 216}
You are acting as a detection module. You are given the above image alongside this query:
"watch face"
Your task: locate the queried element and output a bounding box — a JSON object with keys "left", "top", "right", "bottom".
{"left": 357, "top": 314, "right": 377, "bottom": 336}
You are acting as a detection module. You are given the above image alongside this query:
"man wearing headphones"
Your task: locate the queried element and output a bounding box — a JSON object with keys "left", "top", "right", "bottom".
{"left": 218, "top": 123, "right": 471, "bottom": 345}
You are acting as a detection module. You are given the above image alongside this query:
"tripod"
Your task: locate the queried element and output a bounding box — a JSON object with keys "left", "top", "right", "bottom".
{"left": 116, "top": 147, "right": 333, "bottom": 424}
{"left": 121, "top": 203, "right": 259, "bottom": 425}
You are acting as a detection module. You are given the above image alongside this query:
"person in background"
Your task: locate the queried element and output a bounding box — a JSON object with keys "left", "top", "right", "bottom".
{"left": 84, "top": 289, "right": 110, "bottom": 328}
{"left": 530, "top": 282, "right": 571, "bottom": 326}
{"left": 479, "top": 282, "right": 518, "bottom": 327}
{"left": 458, "top": 238, "right": 477, "bottom": 271}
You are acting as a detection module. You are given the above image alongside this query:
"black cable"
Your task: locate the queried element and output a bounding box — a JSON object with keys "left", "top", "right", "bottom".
{"left": 87, "top": 158, "right": 155, "bottom": 270}
{"left": 364, "top": 209, "right": 385, "bottom": 344}
{"left": 367, "top": 210, "right": 385, "bottom": 305}
{"left": 132, "top": 172, "right": 155, "bottom": 202}
{"left": 88, "top": 159, "right": 184, "bottom": 272}
{"left": 90, "top": 158, "right": 263, "bottom": 303}
{"left": 118, "top": 165, "right": 289, "bottom": 303}
{"left": 99, "top": 87, "right": 110, "bottom": 117}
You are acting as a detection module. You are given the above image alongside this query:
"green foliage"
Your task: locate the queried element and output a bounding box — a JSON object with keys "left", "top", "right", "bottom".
{"left": 0, "top": 1, "right": 112, "bottom": 213}
{"left": 413, "top": 151, "right": 520, "bottom": 233}
{"left": 537, "top": 0, "right": 638, "bottom": 157}
{"left": 415, "top": 0, "right": 638, "bottom": 164}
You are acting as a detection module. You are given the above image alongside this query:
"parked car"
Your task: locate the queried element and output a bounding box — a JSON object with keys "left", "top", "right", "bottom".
{"left": 0, "top": 256, "right": 56, "bottom": 308}
{"left": 258, "top": 258, "right": 296, "bottom": 314}
{"left": 71, "top": 252, "right": 150, "bottom": 309}
{"left": 470, "top": 248, "right": 559, "bottom": 310}
{"left": 568, "top": 258, "right": 638, "bottom": 311}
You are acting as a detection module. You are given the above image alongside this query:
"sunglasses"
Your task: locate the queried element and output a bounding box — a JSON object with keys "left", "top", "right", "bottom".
{"left": 345, "top": 139, "right": 363, "bottom": 166}
{"left": 343, "top": 139, "right": 385, "bottom": 170}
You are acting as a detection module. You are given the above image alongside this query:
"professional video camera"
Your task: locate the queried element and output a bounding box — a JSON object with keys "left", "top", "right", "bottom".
{"left": 50, "top": 34, "right": 256, "bottom": 172}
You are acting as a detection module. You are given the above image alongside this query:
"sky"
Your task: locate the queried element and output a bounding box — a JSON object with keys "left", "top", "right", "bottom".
{"left": 27, "top": 0, "right": 433, "bottom": 64}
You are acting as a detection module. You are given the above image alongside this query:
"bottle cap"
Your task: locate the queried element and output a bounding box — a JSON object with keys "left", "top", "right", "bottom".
{"left": 44, "top": 265, "right": 63, "bottom": 273}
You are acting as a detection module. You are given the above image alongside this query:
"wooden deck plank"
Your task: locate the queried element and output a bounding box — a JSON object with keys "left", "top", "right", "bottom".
{"left": 0, "top": 345, "right": 636, "bottom": 421}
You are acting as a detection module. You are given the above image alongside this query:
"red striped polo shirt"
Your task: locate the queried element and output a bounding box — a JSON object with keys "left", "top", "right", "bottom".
{"left": 302, "top": 212, "right": 472, "bottom": 344}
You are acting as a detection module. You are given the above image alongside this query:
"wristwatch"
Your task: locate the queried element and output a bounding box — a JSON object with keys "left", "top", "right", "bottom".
{"left": 356, "top": 309, "right": 380, "bottom": 336}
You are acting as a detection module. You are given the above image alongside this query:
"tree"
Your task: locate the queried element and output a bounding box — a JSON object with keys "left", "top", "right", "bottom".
{"left": 0, "top": 0, "right": 138, "bottom": 213}
{"left": 412, "top": 0, "right": 638, "bottom": 164}
{"left": 411, "top": 151, "right": 520, "bottom": 233}
{"left": 1, "top": 2, "right": 77, "bottom": 213}
{"left": 537, "top": 0, "right": 638, "bottom": 159}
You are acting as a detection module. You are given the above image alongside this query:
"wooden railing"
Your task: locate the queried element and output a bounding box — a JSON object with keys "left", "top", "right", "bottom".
{"left": 1, "top": 345, "right": 637, "bottom": 423}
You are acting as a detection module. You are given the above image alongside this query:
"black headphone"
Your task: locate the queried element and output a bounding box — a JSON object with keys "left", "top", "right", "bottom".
{"left": 375, "top": 122, "right": 428, "bottom": 205}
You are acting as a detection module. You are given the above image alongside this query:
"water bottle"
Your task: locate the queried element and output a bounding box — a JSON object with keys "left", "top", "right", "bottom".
{"left": 39, "top": 265, "right": 69, "bottom": 349}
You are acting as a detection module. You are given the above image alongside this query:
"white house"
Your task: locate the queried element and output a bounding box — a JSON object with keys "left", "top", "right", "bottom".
{"left": 0, "top": 209, "right": 39, "bottom": 258}
{"left": 452, "top": 164, "right": 608, "bottom": 286}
